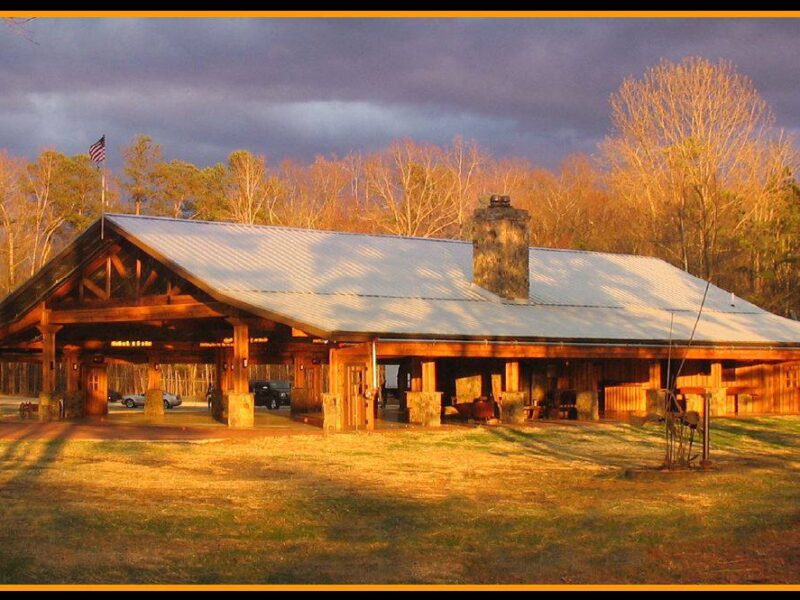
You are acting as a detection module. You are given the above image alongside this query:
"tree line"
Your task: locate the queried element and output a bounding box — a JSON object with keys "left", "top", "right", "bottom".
{"left": 1, "top": 56, "right": 798, "bottom": 317}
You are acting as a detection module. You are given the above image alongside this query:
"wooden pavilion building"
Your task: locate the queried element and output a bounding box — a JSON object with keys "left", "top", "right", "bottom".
{"left": 1, "top": 197, "right": 800, "bottom": 430}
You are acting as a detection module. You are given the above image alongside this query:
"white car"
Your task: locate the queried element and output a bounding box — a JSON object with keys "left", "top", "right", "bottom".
{"left": 121, "top": 392, "right": 182, "bottom": 409}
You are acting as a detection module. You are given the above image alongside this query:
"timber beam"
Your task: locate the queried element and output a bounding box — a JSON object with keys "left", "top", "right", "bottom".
{"left": 0, "top": 304, "right": 43, "bottom": 342}
{"left": 375, "top": 341, "right": 800, "bottom": 362}
{"left": 49, "top": 301, "right": 228, "bottom": 324}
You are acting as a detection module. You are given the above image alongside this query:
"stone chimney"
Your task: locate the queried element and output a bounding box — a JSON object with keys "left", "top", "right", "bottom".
{"left": 472, "top": 195, "right": 530, "bottom": 300}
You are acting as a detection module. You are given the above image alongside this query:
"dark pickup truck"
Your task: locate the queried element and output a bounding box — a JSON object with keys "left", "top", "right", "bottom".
{"left": 250, "top": 380, "right": 292, "bottom": 410}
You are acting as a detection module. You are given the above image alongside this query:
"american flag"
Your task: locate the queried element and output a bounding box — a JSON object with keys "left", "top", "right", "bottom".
{"left": 88, "top": 135, "right": 106, "bottom": 163}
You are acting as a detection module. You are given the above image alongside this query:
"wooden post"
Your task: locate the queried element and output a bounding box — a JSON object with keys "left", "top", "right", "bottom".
{"left": 63, "top": 346, "right": 80, "bottom": 393}
{"left": 37, "top": 319, "right": 62, "bottom": 421}
{"left": 649, "top": 361, "right": 662, "bottom": 389}
{"left": 421, "top": 360, "right": 436, "bottom": 393}
{"left": 38, "top": 326, "right": 59, "bottom": 395}
{"left": 105, "top": 256, "right": 112, "bottom": 298}
{"left": 410, "top": 358, "right": 423, "bottom": 392}
{"left": 147, "top": 358, "right": 162, "bottom": 390}
{"left": 135, "top": 258, "right": 142, "bottom": 300}
{"left": 294, "top": 355, "right": 306, "bottom": 389}
{"left": 505, "top": 360, "right": 520, "bottom": 392}
{"left": 701, "top": 391, "right": 712, "bottom": 469}
{"left": 230, "top": 319, "right": 249, "bottom": 394}
{"left": 62, "top": 346, "right": 84, "bottom": 419}
{"left": 212, "top": 346, "right": 232, "bottom": 421}
{"left": 226, "top": 318, "right": 253, "bottom": 428}
{"left": 144, "top": 355, "right": 165, "bottom": 417}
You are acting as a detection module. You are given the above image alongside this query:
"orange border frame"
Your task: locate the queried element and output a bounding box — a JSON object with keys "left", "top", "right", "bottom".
{"left": 1, "top": 10, "right": 800, "bottom": 17}
{"left": 0, "top": 8, "right": 799, "bottom": 592}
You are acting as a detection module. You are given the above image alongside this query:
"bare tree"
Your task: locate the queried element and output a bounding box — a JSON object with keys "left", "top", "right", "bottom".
{"left": 0, "top": 152, "right": 25, "bottom": 292}
{"left": 362, "top": 139, "right": 460, "bottom": 238}
{"left": 121, "top": 135, "right": 163, "bottom": 215}
{"left": 24, "top": 150, "right": 70, "bottom": 276}
{"left": 277, "top": 156, "right": 349, "bottom": 230}
{"left": 224, "top": 150, "right": 281, "bottom": 225}
{"left": 603, "top": 56, "right": 796, "bottom": 282}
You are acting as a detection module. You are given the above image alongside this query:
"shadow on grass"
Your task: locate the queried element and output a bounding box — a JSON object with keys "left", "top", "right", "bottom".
{"left": 710, "top": 419, "right": 800, "bottom": 450}
{"left": 0, "top": 418, "right": 799, "bottom": 584}
{"left": 484, "top": 425, "right": 662, "bottom": 469}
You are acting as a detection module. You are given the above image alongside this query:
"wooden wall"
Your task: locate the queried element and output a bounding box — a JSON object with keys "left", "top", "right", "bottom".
{"left": 602, "top": 360, "right": 658, "bottom": 415}
{"left": 735, "top": 361, "right": 800, "bottom": 414}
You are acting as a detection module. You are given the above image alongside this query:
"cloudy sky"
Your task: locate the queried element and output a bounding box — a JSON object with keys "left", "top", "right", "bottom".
{"left": 2, "top": 16, "right": 799, "bottom": 169}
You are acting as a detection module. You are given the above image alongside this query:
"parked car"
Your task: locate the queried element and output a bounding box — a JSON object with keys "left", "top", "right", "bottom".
{"left": 121, "top": 391, "right": 182, "bottom": 409}
{"left": 108, "top": 389, "right": 122, "bottom": 403}
{"left": 250, "top": 380, "right": 291, "bottom": 410}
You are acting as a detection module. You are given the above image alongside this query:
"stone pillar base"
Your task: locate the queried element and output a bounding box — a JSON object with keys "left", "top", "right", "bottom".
{"left": 406, "top": 391, "right": 442, "bottom": 427}
{"left": 499, "top": 391, "right": 527, "bottom": 424}
{"left": 38, "top": 392, "right": 61, "bottom": 422}
{"left": 62, "top": 391, "right": 86, "bottom": 419}
{"left": 226, "top": 392, "right": 254, "bottom": 428}
{"left": 322, "top": 393, "right": 343, "bottom": 433}
{"left": 144, "top": 389, "right": 165, "bottom": 417}
{"left": 576, "top": 391, "right": 599, "bottom": 421}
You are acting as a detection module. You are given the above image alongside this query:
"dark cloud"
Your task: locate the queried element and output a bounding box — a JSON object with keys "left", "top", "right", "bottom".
{"left": 1, "top": 17, "right": 799, "bottom": 169}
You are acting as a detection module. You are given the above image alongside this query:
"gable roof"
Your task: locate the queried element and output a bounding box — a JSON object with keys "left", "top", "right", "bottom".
{"left": 96, "top": 213, "right": 800, "bottom": 346}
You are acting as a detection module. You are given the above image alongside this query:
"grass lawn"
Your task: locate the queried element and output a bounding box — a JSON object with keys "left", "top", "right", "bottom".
{"left": 0, "top": 416, "right": 798, "bottom": 585}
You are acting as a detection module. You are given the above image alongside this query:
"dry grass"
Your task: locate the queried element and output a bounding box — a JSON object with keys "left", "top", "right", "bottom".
{"left": 0, "top": 416, "right": 799, "bottom": 585}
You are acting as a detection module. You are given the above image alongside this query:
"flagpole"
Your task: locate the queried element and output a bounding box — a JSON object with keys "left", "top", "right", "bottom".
{"left": 90, "top": 133, "right": 107, "bottom": 240}
{"left": 100, "top": 162, "right": 106, "bottom": 240}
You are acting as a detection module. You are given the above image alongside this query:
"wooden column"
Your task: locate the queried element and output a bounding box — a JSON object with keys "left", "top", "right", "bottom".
{"left": 215, "top": 347, "right": 232, "bottom": 393}
{"left": 421, "top": 360, "right": 437, "bottom": 393}
{"left": 61, "top": 345, "right": 85, "bottom": 419}
{"left": 649, "top": 361, "right": 662, "bottom": 389}
{"left": 505, "top": 360, "right": 520, "bottom": 392}
{"left": 294, "top": 355, "right": 306, "bottom": 390}
{"left": 410, "top": 358, "right": 423, "bottom": 392}
{"left": 147, "top": 358, "right": 162, "bottom": 391}
{"left": 226, "top": 319, "right": 253, "bottom": 428}
{"left": 144, "top": 355, "right": 165, "bottom": 417}
{"left": 500, "top": 360, "right": 528, "bottom": 423}
{"left": 230, "top": 319, "right": 250, "bottom": 394}
{"left": 38, "top": 325, "right": 61, "bottom": 395}
{"left": 37, "top": 321, "right": 62, "bottom": 420}
{"left": 63, "top": 346, "right": 81, "bottom": 393}
{"left": 397, "top": 361, "right": 409, "bottom": 412}
{"left": 212, "top": 346, "right": 232, "bottom": 421}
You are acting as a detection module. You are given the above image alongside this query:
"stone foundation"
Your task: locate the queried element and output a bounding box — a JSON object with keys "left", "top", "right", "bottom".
{"left": 576, "top": 391, "right": 599, "bottom": 421}
{"left": 406, "top": 391, "right": 442, "bottom": 427}
{"left": 144, "top": 388, "right": 165, "bottom": 417}
{"left": 62, "top": 391, "right": 86, "bottom": 419}
{"left": 499, "top": 391, "right": 527, "bottom": 424}
{"left": 322, "top": 393, "right": 344, "bottom": 433}
{"left": 226, "top": 392, "right": 254, "bottom": 428}
{"left": 37, "top": 392, "right": 61, "bottom": 421}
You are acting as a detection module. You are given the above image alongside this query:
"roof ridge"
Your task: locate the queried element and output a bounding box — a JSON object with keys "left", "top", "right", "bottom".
{"left": 106, "top": 213, "right": 470, "bottom": 247}
{"left": 106, "top": 213, "right": 663, "bottom": 259}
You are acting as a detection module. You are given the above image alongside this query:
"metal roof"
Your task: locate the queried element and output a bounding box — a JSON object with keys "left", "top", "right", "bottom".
{"left": 106, "top": 213, "right": 800, "bottom": 344}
